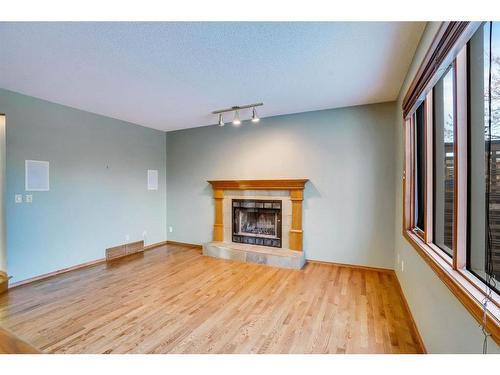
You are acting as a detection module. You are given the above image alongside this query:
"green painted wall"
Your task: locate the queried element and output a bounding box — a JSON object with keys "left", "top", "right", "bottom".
{"left": 1, "top": 89, "right": 167, "bottom": 282}
{"left": 166, "top": 102, "right": 397, "bottom": 269}
{"left": 0, "top": 115, "right": 5, "bottom": 272}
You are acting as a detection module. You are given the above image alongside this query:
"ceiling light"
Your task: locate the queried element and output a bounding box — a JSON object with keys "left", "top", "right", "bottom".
{"left": 232, "top": 110, "right": 241, "bottom": 125}
{"left": 218, "top": 113, "right": 225, "bottom": 127}
{"left": 251, "top": 107, "right": 260, "bottom": 123}
{"left": 212, "top": 102, "right": 263, "bottom": 128}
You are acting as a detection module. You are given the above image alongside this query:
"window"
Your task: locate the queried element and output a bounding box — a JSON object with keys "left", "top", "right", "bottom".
{"left": 402, "top": 22, "right": 500, "bottom": 344}
{"left": 467, "top": 22, "right": 500, "bottom": 293}
{"left": 433, "top": 65, "right": 455, "bottom": 256}
{"left": 414, "top": 102, "right": 426, "bottom": 233}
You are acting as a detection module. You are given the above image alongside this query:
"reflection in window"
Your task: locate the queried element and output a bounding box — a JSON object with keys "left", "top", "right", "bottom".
{"left": 433, "top": 65, "right": 455, "bottom": 256}
{"left": 468, "top": 22, "right": 500, "bottom": 292}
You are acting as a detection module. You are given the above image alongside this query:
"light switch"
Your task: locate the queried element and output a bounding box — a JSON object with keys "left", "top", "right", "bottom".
{"left": 26, "top": 195, "right": 33, "bottom": 203}
{"left": 15, "top": 194, "right": 22, "bottom": 203}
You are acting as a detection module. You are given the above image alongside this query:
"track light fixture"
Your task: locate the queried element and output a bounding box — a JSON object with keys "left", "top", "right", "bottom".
{"left": 212, "top": 102, "right": 263, "bottom": 127}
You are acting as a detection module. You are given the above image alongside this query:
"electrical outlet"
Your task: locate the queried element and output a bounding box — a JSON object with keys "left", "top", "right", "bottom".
{"left": 401, "top": 260, "right": 405, "bottom": 272}
{"left": 15, "top": 194, "right": 22, "bottom": 203}
{"left": 25, "top": 194, "right": 33, "bottom": 203}
{"left": 169, "top": 226, "right": 173, "bottom": 233}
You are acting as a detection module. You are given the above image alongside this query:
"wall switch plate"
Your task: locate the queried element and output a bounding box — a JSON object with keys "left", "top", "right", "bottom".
{"left": 15, "top": 194, "right": 23, "bottom": 203}
{"left": 168, "top": 226, "right": 173, "bottom": 233}
{"left": 125, "top": 234, "right": 130, "bottom": 241}
{"left": 26, "top": 194, "right": 33, "bottom": 203}
{"left": 401, "top": 260, "right": 405, "bottom": 272}
{"left": 142, "top": 231, "right": 147, "bottom": 237}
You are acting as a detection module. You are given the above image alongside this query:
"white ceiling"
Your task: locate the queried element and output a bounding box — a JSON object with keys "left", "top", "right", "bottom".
{"left": 0, "top": 22, "right": 425, "bottom": 131}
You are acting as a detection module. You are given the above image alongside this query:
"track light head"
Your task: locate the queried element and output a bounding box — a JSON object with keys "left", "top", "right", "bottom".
{"left": 251, "top": 107, "right": 260, "bottom": 123}
{"left": 232, "top": 110, "right": 241, "bottom": 125}
{"left": 218, "top": 113, "right": 225, "bottom": 127}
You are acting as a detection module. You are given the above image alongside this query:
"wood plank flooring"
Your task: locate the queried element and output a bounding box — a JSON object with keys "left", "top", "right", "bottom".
{"left": 0, "top": 244, "right": 424, "bottom": 353}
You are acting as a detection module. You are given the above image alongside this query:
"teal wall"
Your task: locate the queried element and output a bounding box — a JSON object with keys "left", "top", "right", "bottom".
{"left": 166, "top": 103, "right": 396, "bottom": 269}
{"left": 0, "top": 89, "right": 167, "bottom": 283}
{"left": 0, "top": 115, "right": 5, "bottom": 272}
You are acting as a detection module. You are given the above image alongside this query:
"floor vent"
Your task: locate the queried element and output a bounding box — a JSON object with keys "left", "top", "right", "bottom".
{"left": 106, "top": 240, "right": 144, "bottom": 261}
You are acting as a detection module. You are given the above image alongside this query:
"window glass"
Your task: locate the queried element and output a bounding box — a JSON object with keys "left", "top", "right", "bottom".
{"left": 433, "top": 65, "right": 455, "bottom": 256}
{"left": 468, "top": 22, "right": 500, "bottom": 291}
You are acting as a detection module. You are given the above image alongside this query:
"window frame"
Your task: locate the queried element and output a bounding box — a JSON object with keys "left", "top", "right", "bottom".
{"left": 411, "top": 102, "right": 427, "bottom": 240}
{"left": 402, "top": 21, "right": 500, "bottom": 345}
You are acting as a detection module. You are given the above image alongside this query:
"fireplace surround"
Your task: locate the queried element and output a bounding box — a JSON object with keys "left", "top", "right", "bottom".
{"left": 207, "top": 179, "right": 307, "bottom": 250}
{"left": 203, "top": 179, "right": 308, "bottom": 269}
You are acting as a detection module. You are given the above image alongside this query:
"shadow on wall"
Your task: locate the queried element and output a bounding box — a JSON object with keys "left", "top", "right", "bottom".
{"left": 303, "top": 181, "right": 321, "bottom": 259}
{"left": 201, "top": 183, "right": 212, "bottom": 198}
{"left": 202, "top": 183, "right": 214, "bottom": 240}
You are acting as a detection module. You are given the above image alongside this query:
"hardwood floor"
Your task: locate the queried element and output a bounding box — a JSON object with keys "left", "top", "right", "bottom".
{"left": 0, "top": 244, "right": 424, "bottom": 354}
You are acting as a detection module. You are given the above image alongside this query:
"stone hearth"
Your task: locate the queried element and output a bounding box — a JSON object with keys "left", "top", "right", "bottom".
{"left": 203, "top": 242, "right": 305, "bottom": 269}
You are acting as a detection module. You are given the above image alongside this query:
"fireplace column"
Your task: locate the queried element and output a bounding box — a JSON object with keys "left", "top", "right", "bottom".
{"left": 289, "top": 189, "right": 303, "bottom": 251}
{"left": 213, "top": 188, "right": 224, "bottom": 242}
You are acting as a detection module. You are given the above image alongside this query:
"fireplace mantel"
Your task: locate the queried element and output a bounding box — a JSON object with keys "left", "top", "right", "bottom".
{"left": 207, "top": 179, "right": 308, "bottom": 191}
{"left": 207, "top": 179, "right": 308, "bottom": 251}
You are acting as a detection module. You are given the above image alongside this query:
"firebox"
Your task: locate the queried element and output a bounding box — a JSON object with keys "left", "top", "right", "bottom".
{"left": 232, "top": 199, "right": 282, "bottom": 248}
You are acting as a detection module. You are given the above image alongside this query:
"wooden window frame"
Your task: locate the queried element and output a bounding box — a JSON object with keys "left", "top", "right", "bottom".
{"left": 409, "top": 106, "right": 426, "bottom": 241}
{"left": 402, "top": 22, "right": 500, "bottom": 345}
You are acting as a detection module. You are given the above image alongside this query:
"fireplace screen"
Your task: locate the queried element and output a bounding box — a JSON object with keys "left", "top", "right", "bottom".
{"left": 232, "top": 199, "right": 282, "bottom": 248}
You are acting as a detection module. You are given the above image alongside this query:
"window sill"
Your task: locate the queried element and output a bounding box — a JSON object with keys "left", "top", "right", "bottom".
{"left": 403, "top": 229, "right": 500, "bottom": 345}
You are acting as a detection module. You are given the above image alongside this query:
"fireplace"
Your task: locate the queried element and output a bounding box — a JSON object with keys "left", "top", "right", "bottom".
{"left": 232, "top": 199, "right": 282, "bottom": 248}
{"left": 204, "top": 180, "right": 307, "bottom": 269}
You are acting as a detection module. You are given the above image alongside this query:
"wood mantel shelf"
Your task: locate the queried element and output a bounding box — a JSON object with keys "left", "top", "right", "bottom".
{"left": 207, "top": 179, "right": 308, "bottom": 251}
{"left": 207, "top": 179, "right": 308, "bottom": 190}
